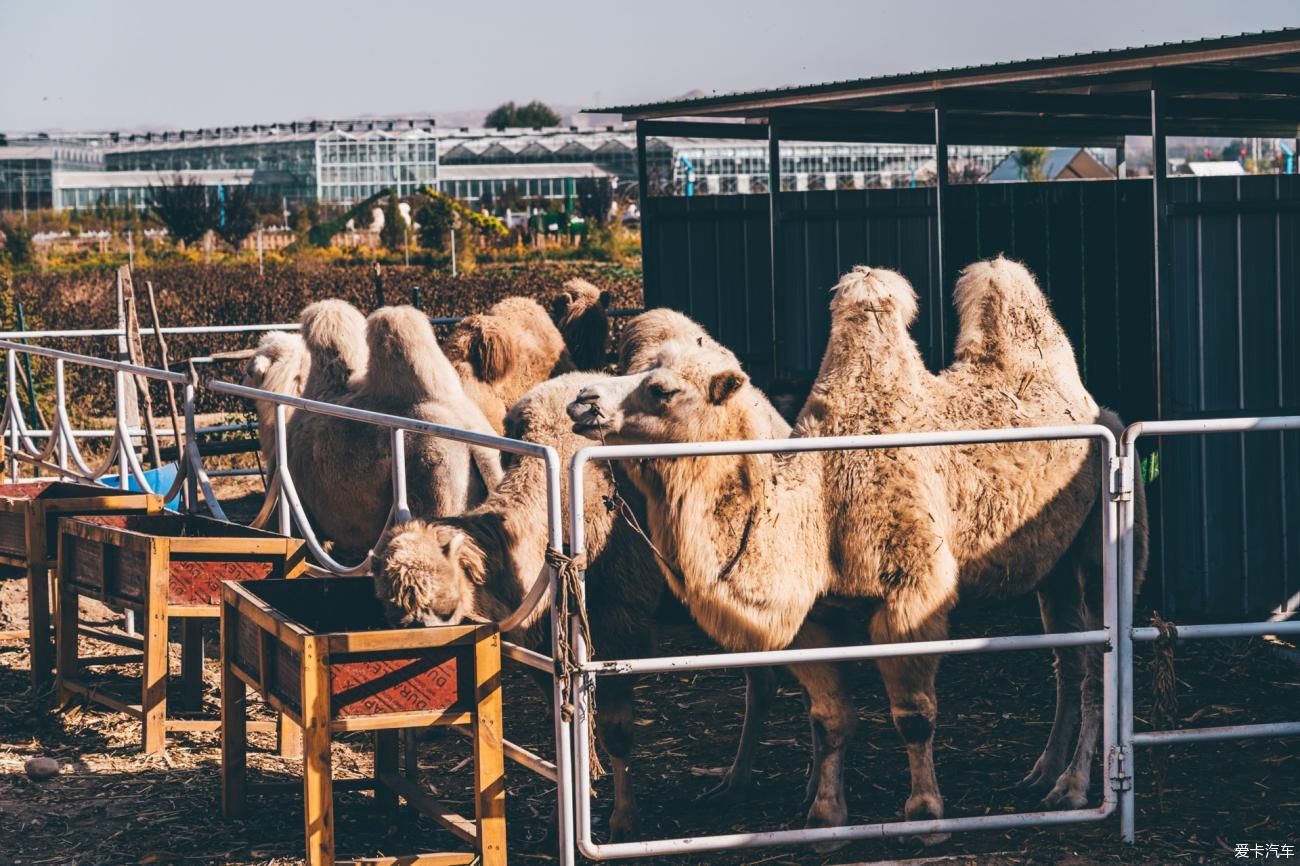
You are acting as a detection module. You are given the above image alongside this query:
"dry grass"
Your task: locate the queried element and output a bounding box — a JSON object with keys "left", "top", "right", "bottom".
{"left": 0, "top": 576, "right": 1296, "bottom": 865}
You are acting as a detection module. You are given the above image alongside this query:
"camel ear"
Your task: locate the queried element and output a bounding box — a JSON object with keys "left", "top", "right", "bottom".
{"left": 598, "top": 290, "right": 613, "bottom": 309}
{"left": 447, "top": 531, "right": 487, "bottom": 585}
{"left": 708, "top": 370, "right": 745, "bottom": 404}
{"left": 549, "top": 292, "right": 573, "bottom": 319}
{"left": 468, "top": 321, "right": 509, "bottom": 383}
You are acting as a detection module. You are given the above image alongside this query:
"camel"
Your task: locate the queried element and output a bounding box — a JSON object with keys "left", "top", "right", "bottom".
{"left": 550, "top": 278, "right": 613, "bottom": 370}
{"left": 373, "top": 372, "right": 663, "bottom": 841}
{"left": 241, "top": 331, "right": 308, "bottom": 474}
{"left": 286, "top": 305, "right": 503, "bottom": 560}
{"left": 299, "top": 298, "right": 369, "bottom": 401}
{"left": 444, "top": 297, "right": 575, "bottom": 433}
{"left": 568, "top": 258, "right": 1149, "bottom": 844}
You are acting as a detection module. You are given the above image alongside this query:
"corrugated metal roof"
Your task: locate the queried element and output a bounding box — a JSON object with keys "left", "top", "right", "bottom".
{"left": 591, "top": 28, "right": 1300, "bottom": 118}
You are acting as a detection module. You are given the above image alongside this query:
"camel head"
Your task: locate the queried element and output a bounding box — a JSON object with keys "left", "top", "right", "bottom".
{"left": 243, "top": 331, "right": 306, "bottom": 391}
{"left": 550, "top": 278, "right": 612, "bottom": 370}
{"left": 568, "top": 342, "right": 749, "bottom": 445}
{"left": 373, "top": 519, "right": 487, "bottom": 627}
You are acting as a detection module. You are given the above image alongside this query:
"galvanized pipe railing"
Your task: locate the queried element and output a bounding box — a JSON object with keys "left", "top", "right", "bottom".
{"left": 0, "top": 339, "right": 217, "bottom": 517}
{"left": 1116, "top": 414, "right": 1300, "bottom": 843}
{"left": 568, "top": 423, "right": 1122, "bottom": 861}
{"left": 209, "top": 378, "right": 578, "bottom": 866}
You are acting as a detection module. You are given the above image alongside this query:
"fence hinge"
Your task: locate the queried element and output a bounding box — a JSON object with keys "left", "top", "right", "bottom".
{"left": 1110, "top": 456, "right": 1134, "bottom": 502}
{"left": 1109, "top": 744, "right": 1133, "bottom": 792}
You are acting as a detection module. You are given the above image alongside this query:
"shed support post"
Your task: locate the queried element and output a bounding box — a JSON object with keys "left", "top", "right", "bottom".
{"left": 636, "top": 122, "right": 651, "bottom": 298}
{"left": 1150, "top": 88, "right": 1168, "bottom": 421}
{"left": 1116, "top": 141, "right": 1126, "bottom": 179}
{"left": 767, "top": 120, "right": 783, "bottom": 384}
{"left": 933, "top": 107, "right": 950, "bottom": 367}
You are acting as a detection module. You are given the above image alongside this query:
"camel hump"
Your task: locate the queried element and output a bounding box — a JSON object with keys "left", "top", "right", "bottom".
{"left": 459, "top": 314, "right": 511, "bottom": 383}
{"left": 952, "top": 256, "right": 1076, "bottom": 372}
{"left": 829, "top": 266, "right": 919, "bottom": 327}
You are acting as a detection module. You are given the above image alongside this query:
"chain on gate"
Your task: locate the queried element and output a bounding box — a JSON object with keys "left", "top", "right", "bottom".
{"left": 546, "top": 546, "right": 606, "bottom": 780}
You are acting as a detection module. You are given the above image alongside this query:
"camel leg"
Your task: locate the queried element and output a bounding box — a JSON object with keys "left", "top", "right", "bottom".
{"left": 1019, "top": 568, "right": 1086, "bottom": 793}
{"left": 785, "top": 623, "right": 855, "bottom": 853}
{"left": 595, "top": 673, "right": 640, "bottom": 842}
{"left": 800, "top": 685, "right": 823, "bottom": 811}
{"left": 699, "top": 667, "right": 778, "bottom": 804}
{"left": 1043, "top": 569, "right": 1104, "bottom": 810}
{"left": 870, "top": 591, "right": 952, "bottom": 845}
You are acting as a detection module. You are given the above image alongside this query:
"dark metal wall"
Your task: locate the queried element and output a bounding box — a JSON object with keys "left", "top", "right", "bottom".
{"left": 640, "top": 175, "right": 1299, "bottom": 620}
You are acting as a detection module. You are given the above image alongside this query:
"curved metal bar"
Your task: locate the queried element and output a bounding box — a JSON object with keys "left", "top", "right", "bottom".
{"left": 0, "top": 340, "right": 189, "bottom": 384}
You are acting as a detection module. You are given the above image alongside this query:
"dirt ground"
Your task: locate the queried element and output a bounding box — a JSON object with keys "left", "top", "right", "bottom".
{"left": 0, "top": 537, "right": 1296, "bottom": 866}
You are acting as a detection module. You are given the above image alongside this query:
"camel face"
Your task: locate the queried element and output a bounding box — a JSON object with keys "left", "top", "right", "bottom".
{"left": 373, "top": 521, "right": 484, "bottom": 627}
{"left": 568, "top": 344, "right": 747, "bottom": 445}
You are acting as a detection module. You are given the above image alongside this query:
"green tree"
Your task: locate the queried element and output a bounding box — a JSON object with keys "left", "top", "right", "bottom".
{"left": 214, "top": 185, "right": 259, "bottom": 248}
{"left": 380, "top": 190, "right": 406, "bottom": 251}
{"left": 149, "top": 176, "right": 211, "bottom": 245}
{"left": 575, "top": 177, "right": 614, "bottom": 226}
{"left": 485, "top": 100, "right": 561, "bottom": 129}
{"left": 1012, "top": 147, "right": 1050, "bottom": 182}
{"left": 0, "top": 220, "right": 34, "bottom": 266}
{"left": 415, "top": 195, "right": 455, "bottom": 250}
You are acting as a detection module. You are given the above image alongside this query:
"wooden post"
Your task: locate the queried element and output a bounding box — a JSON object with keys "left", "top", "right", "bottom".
{"left": 121, "top": 271, "right": 162, "bottom": 468}
{"left": 374, "top": 730, "right": 400, "bottom": 816}
{"left": 300, "top": 635, "right": 335, "bottom": 866}
{"left": 25, "top": 505, "right": 54, "bottom": 688}
{"left": 141, "top": 538, "right": 169, "bottom": 754}
{"left": 143, "top": 281, "right": 184, "bottom": 479}
{"left": 473, "top": 629, "right": 506, "bottom": 866}
{"left": 54, "top": 533, "right": 80, "bottom": 705}
{"left": 180, "top": 619, "right": 204, "bottom": 711}
{"left": 220, "top": 603, "right": 248, "bottom": 818}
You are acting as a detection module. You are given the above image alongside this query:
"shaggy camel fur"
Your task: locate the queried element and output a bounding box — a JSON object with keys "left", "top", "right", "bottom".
{"left": 550, "top": 277, "right": 613, "bottom": 370}
{"left": 444, "top": 297, "right": 575, "bottom": 433}
{"left": 299, "top": 299, "right": 368, "bottom": 400}
{"left": 242, "top": 331, "right": 309, "bottom": 474}
{"left": 568, "top": 258, "right": 1148, "bottom": 845}
{"left": 287, "top": 306, "right": 503, "bottom": 559}
{"left": 373, "top": 372, "right": 662, "bottom": 841}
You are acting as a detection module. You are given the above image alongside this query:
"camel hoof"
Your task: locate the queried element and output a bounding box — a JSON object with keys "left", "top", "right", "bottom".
{"left": 805, "top": 797, "right": 849, "bottom": 853}
{"left": 905, "top": 792, "right": 947, "bottom": 846}
{"left": 1040, "top": 774, "right": 1089, "bottom": 810}
{"left": 1017, "top": 753, "right": 1067, "bottom": 793}
{"left": 608, "top": 808, "right": 639, "bottom": 844}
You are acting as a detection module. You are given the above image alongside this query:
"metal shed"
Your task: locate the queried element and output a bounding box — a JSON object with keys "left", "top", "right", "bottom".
{"left": 597, "top": 29, "right": 1300, "bottom": 621}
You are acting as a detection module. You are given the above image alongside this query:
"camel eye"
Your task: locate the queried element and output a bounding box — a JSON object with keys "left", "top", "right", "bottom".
{"left": 648, "top": 383, "right": 678, "bottom": 400}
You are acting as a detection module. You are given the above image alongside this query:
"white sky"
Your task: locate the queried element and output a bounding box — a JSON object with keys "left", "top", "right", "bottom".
{"left": 2, "top": 0, "right": 1297, "bottom": 131}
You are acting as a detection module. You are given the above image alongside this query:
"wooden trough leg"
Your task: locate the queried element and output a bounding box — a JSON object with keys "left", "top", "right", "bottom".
{"left": 141, "top": 550, "right": 169, "bottom": 754}
{"left": 221, "top": 610, "right": 248, "bottom": 818}
{"left": 180, "top": 618, "right": 205, "bottom": 711}
{"left": 374, "top": 730, "right": 399, "bottom": 817}
{"left": 473, "top": 630, "right": 506, "bottom": 866}
{"left": 278, "top": 713, "right": 304, "bottom": 759}
{"left": 55, "top": 583, "right": 80, "bottom": 705}
{"left": 26, "top": 512, "right": 54, "bottom": 689}
{"left": 301, "top": 636, "right": 334, "bottom": 866}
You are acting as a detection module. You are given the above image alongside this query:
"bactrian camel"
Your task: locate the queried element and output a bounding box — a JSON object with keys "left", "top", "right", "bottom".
{"left": 287, "top": 305, "right": 503, "bottom": 560}
{"left": 444, "top": 297, "right": 575, "bottom": 434}
{"left": 567, "top": 257, "right": 1148, "bottom": 845}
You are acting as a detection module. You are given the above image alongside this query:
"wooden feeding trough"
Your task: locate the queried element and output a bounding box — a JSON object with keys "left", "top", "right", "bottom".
{"left": 221, "top": 577, "right": 506, "bottom": 866}
{"left": 56, "top": 513, "right": 307, "bottom": 754}
{"left": 0, "top": 480, "right": 163, "bottom": 686}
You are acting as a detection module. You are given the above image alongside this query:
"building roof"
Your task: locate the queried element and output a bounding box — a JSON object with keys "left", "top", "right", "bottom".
{"left": 1185, "top": 160, "right": 1247, "bottom": 176}
{"left": 985, "top": 147, "right": 1114, "bottom": 182}
{"left": 438, "top": 163, "right": 616, "bottom": 181}
{"left": 57, "top": 169, "right": 257, "bottom": 189}
{"left": 592, "top": 29, "right": 1300, "bottom": 145}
